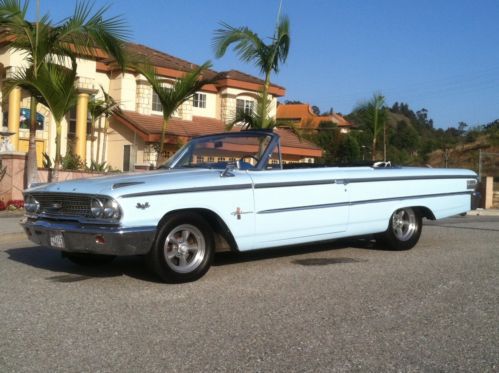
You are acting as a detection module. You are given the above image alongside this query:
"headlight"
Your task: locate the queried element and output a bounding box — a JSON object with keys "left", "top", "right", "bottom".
{"left": 103, "top": 199, "right": 121, "bottom": 219}
{"left": 24, "top": 194, "right": 40, "bottom": 213}
{"left": 90, "top": 197, "right": 121, "bottom": 220}
{"left": 90, "top": 198, "right": 104, "bottom": 218}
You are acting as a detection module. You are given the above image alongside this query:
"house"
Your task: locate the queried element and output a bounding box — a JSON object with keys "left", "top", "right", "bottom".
{"left": 277, "top": 103, "right": 353, "bottom": 134}
{"left": 0, "top": 40, "right": 322, "bottom": 171}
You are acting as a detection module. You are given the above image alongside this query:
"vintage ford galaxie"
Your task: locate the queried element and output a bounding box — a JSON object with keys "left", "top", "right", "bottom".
{"left": 21, "top": 131, "right": 477, "bottom": 282}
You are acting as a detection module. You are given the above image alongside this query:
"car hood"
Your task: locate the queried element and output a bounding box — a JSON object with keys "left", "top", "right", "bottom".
{"left": 25, "top": 168, "right": 231, "bottom": 197}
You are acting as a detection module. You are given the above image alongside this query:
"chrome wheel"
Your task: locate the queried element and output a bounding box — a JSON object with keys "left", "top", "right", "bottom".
{"left": 391, "top": 208, "right": 417, "bottom": 241}
{"left": 163, "top": 224, "right": 206, "bottom": 273}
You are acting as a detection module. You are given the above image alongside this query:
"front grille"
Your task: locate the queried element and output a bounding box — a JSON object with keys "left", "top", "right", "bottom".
{"left": 31, "top": 193, "right": 93, "bottom": 218}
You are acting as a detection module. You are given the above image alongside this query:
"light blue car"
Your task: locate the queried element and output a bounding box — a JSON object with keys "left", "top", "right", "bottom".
{"left": 21, "top": 131, "right": 477, "bottom": 282}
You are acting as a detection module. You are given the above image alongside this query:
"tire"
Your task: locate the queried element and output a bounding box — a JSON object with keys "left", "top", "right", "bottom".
{"left": 63, "top": 252, "right": 116, "bottom": 266}
{"left": 147, "top": 212, "right": 214, "bottom": 283}
{"left": 377, "top": 207, "right": 422, "bottom": 250}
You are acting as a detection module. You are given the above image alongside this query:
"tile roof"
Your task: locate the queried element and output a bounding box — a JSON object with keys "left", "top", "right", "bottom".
{"left": 214, "top": 70, "right": 285, "bottom": 90}
{"left": 115, "top": 111, "right": 224, "bottom": 138}
{"left": 119, "top": 44, "right": 283, "bottom": 91}
{"left": 113, "top": 111, "right": 322, "bottom": 156}
{"left": 277, "top": 103, "right": 353, "bottom": 128}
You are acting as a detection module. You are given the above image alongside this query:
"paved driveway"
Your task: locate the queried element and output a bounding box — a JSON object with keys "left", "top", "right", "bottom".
{"left": 0, "top": 216, "right": 498, "bottom": 372}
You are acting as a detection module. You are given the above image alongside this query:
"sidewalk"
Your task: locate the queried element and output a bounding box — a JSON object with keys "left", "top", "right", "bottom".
{"left": 466, "top": 208, "right": 499, "bottom": 217}
{"left": 0, "top": 210, "right": 26, "bottom": 243}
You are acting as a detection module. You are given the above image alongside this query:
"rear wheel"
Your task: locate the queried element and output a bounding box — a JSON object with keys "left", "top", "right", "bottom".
{"left": 147, "top": 213, "right": 214, "bottom": 283}
{"left": 377, "top": 207, "right": 422, "bottom": 250}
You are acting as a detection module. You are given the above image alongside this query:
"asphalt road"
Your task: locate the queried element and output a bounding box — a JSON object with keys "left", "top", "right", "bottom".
{"left": 0, "top": 216, "right": 498, "bottom": 372}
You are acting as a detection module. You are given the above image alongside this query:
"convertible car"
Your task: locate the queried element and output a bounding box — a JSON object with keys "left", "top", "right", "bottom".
{"left": 21, "top": 131, "right": 477, "bottom": 282}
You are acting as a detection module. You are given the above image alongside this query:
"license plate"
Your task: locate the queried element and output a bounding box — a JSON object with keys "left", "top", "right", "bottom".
{"left": 49, "top": 232, "right": 65, "bottom": 249}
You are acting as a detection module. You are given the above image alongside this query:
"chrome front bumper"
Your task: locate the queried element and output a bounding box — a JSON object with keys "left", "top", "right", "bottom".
{"left": 21, "top": 218, "right": 156, "bottom": 256}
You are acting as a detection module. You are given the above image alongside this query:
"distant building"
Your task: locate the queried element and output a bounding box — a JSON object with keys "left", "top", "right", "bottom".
{"left": 0, "top": 41, "right": 322, "bottom": 170}
{"left": 277, "top": 103, "right": 353, "bottom": 133}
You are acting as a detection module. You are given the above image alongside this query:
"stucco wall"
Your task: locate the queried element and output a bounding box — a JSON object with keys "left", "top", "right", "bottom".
{"left": 192, "top": 91, "right": 217, "bottom": 119}
{"left": 107, "top": 118, "right": 145, "bottom": 170}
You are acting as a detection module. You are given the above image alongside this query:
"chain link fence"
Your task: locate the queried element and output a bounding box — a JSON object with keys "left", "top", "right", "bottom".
{"left": 478, "top": 150, "right": 499, "bottom": 178}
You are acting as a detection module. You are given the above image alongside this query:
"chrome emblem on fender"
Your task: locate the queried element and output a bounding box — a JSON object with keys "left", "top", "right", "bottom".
{"left": 136, "top": 202, "right": 150, "bottom": 210}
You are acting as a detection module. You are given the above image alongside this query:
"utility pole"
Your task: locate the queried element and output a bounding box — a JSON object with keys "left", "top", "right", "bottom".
{"left": 478, "top": 149, "right": 482, "bottom": 179}
{"left": 383, "top": 124, "right": 387, "bottom": 162}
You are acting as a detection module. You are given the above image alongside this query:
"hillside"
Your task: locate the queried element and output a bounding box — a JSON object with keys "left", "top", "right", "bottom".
{"left": 345, "top": 102, "right": 499, "bottom": 172}
{"left": 426, "top": 138, "right": 499, "bottom": 176}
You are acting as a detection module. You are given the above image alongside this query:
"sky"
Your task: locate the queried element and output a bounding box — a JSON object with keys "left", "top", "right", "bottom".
{"left": 27, "top": 0, "right": 499, "bottom": 129}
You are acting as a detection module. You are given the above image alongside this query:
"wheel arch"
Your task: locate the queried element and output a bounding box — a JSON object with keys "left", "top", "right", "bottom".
{"left": 412, "top": 206, "right": 436, "bottom": 220}
{"left": 156, "top": 208, "right": 239, "bottom": 252}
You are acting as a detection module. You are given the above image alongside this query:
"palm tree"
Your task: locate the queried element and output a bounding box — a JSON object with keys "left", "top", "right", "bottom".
{"left": 5, "top": 58, "right": 78, "bottom": 178}
{"left": 213, "top": 15, "right": 290, "bottom": 128}
{"left": 135, "top": 61, "right": 213, "bottom": 162}
{"left": 0, "top": 0, "right": 128, "bottom": 186}
{"left": 225, "top": 93, "right": 300, "bottom": 136}
{"left": 354, "top": 93, "right": 387, "bottom": 161}
{"left": 87, "top": 86, "right": 121, "bottom": 164}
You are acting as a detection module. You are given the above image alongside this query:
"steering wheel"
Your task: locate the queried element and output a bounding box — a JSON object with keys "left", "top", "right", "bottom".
{"left": 238, "top": 155, "right": 259, "bottom": 169}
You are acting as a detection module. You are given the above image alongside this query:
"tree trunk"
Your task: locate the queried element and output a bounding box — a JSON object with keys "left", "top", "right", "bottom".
{"left": 25, "top": 97, "right": 40, "bottom": 187}
{"left": 372, "top": 138, "right": 377, "bottom": 161}
{"left": 158, "top": 117, "right": 169, "bottom": 164}
{"left": 96, "top": 116, "right": 102, "bottom": 165}
{"left": 101, "top": 117, "right": 109, "bottom": 164}
{"left": 261, "top": 73, "right": 271, "bottom": 128}
{"left": 90, "top": 116, "right": 95, "bottom": 165}
{"left": 53, "top": 121, "right": 62, "bottom": 181}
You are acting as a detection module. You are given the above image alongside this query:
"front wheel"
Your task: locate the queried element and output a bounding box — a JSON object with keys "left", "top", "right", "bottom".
{"left": 376, "top": 207, "right": 422, "bottom": 250}
{"left": 147, "top": 213, "right": 214, "bottom": 283}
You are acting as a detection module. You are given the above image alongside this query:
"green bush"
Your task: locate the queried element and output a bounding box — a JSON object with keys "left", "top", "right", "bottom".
{"left": 62, "top": 151, "right": 85, "bottom": 170}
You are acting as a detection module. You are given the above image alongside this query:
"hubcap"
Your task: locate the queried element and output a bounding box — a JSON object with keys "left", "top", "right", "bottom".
{"left": 163, "top": 224, "right": 206, "bottom": 273}
{"left": 392, "top": 208, "right": 417, "bottom": 241}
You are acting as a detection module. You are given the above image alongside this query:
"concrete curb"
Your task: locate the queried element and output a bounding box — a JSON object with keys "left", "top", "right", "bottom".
{"left": 466, "top": 209, "right": 499, "bottom": 217}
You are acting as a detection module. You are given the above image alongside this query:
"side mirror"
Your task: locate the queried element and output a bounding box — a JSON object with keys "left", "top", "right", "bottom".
{"left": 220, "top": 161, "right": 239, "bottom": 177}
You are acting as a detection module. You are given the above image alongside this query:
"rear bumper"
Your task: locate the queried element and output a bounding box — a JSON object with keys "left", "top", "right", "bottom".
{"left": 21, "top": 218, "right": 156, "bottom": 256}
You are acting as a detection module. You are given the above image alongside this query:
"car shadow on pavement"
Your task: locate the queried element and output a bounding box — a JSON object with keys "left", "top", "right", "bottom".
{"left": 7, "top": 238, "right": 376, "bottom": 282}
{"left": 5, "top": 246, "right": 161, "bottom": 283}
{"left": 213, "top": 237, "right": 373, "bottom": 267}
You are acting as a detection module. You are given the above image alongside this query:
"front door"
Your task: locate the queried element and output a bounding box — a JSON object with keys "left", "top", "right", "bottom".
{"left": 249, "top": 169, "right": 349, "bottom": 248}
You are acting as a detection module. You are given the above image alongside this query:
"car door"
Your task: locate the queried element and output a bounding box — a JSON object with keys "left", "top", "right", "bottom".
{"left": 248, "top": 168, "right": 349, "bottom": 248}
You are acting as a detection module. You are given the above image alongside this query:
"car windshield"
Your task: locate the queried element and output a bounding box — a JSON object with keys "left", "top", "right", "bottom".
{"left": 158, "top": 132, "right": 276, "bottom": 170}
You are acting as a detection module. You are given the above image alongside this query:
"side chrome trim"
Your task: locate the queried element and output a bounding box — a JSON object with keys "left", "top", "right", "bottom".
{"left": 121, "top": 175, "right": 475, "bottom": 198}
{"left": 345, "top": 175, "right": 473, "bottom": 183}
{"left": 254, "top": 174, "right": 474, "bottom": 189}
{"left": 257, "top": 191, "right": 472, "bottom": 214}
{"left": 254, "top": 179, "right": 335, "bottom": 189}
{"left": 121, "top": 183, "right": 253, "bottom": 198}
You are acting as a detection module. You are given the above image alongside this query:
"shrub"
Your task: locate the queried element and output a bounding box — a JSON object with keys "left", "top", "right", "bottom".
{"left": 0, "top": 201, "right": 5, "bottom": 211}
{"left": 88, "top": 160, "right": 109, "bottom": 172}
{"left": 7, "top": 200, "right": 24, "bottom": 209}
{"left": 62, "top": 151, "right": 85, "bottom": 170}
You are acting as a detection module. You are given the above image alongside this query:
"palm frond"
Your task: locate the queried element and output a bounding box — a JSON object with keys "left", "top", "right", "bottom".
{"left": 88, "top": 85, "right": 120, "bottom": 118}
{"left": 213, "top": 22, "right": 264, "bottom": 61}
{"left": 0, "top": 0, "right": 28, "bottom": 24}
{"left": 136, "top": 61, "right": 214, "bottom": 119}
{"left": 5, "top": 59, "right": 77, "bottom": 122}
{"left": 56, "top": 1, "right": 129, "bottom": 69}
